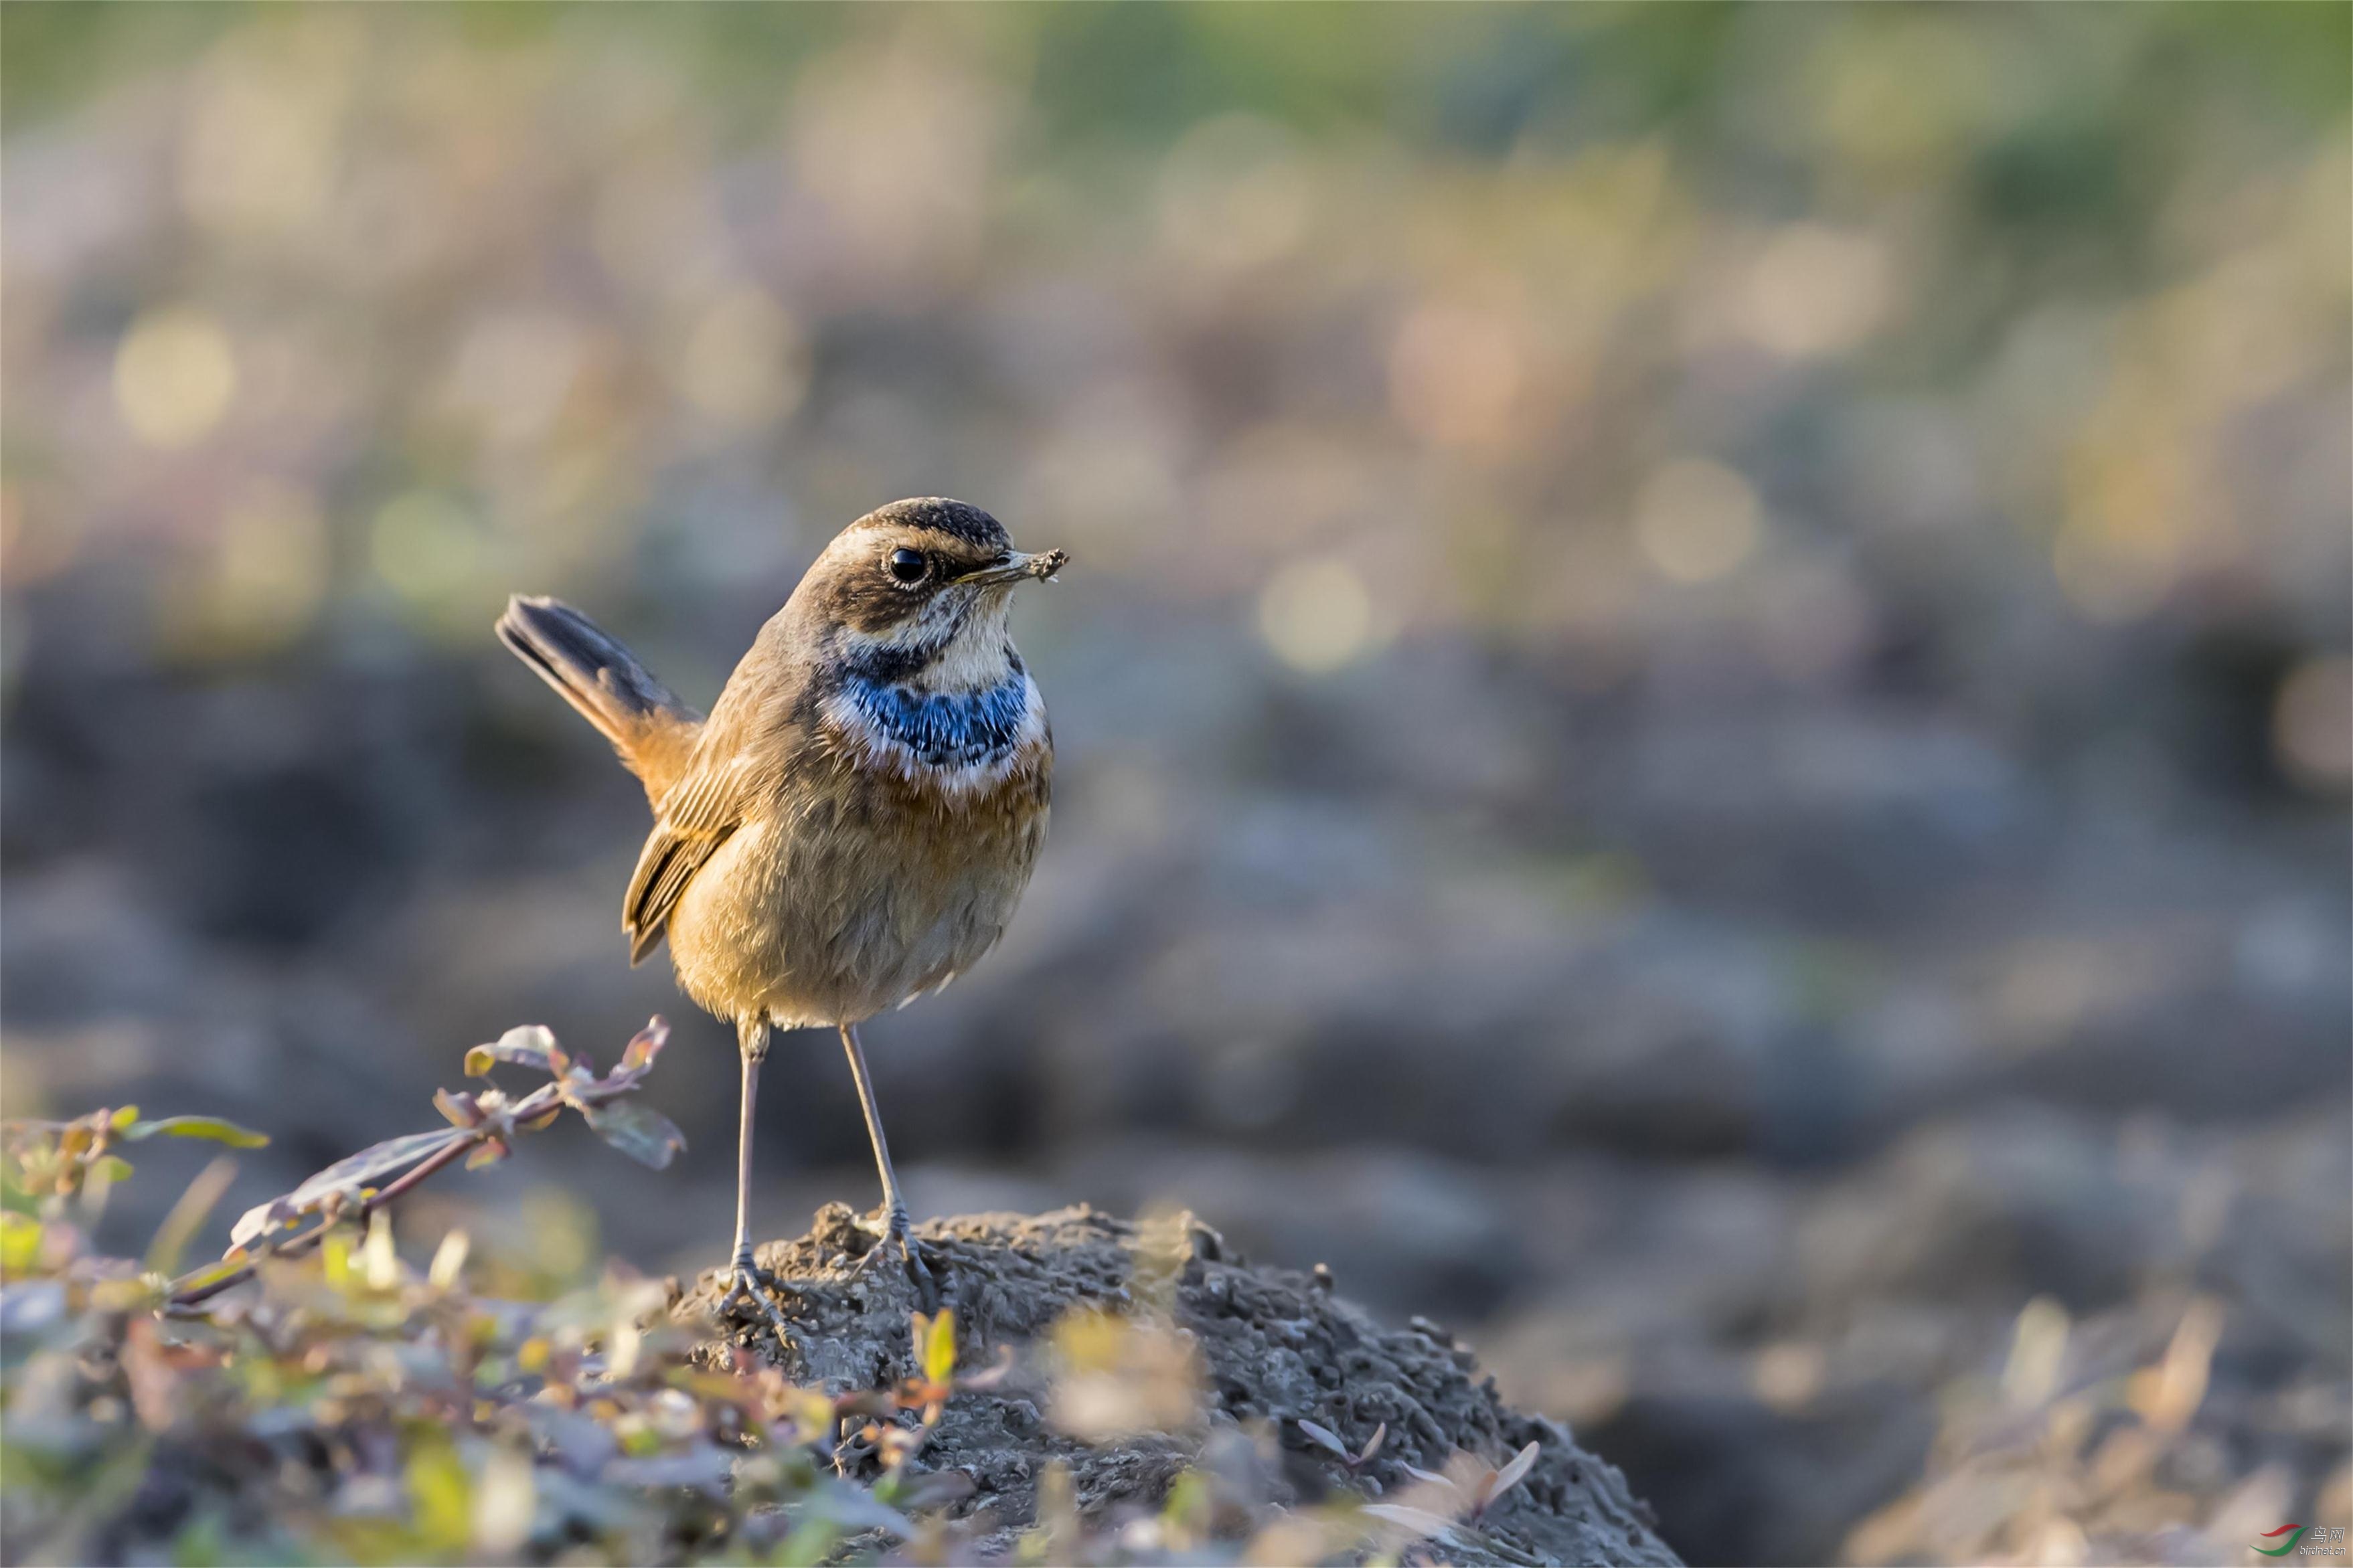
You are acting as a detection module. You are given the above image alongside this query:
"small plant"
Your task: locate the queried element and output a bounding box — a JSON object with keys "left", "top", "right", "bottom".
{"left": 2, "top": 1107, "right": 268, "bottom": 1298}
{"left": 3, "top": 1024, "right": 1570, "bottom": 1565}
{"left": 1360, "top": 1438, "right": 1542, "bottom": 1542}
{"left": 167, "top": 1018, "right": 684, "bottom": 1310}
{"left": 2, "top": 1106, "right": 267, "bottom": 1204}
{"left": 0, "top": 1018, "right": 1024, "bottom": 1565}
{"left": 1297, "top": 1415, "right": 1388, "bottom": 1474}
{"left": 833, "top": 1307, "right": 1011, "bottom": 1496}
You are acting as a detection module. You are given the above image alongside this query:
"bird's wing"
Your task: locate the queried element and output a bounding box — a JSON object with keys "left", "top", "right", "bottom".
{"left": 621, "top": 752, "right": 756, "bottom": 964}
{"left": 617, "top": 610, "right": 812, "bottom": 964}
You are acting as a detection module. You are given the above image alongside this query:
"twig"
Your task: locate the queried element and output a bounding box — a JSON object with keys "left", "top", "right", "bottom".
{"left": 163, "top": 1081, "right": 560, "bottom": 1311}
{"left": 153, "top": 1020, "right": 681, "bottom": 1316}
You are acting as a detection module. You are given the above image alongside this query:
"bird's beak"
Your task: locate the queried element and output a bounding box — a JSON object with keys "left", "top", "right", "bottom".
{"left": 957, "top": 548, "right": 1068, "bottom": 586}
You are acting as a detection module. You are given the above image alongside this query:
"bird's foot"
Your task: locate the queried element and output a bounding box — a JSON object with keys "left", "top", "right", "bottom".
{"left": 716, "top": 1251, "right": 799, "bottom": 1347}
{"left": 847, "top": 1203, "right": 939, "bottom": 1305}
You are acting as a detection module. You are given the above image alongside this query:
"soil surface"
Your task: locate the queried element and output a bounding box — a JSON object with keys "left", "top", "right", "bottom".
{"left": 675, "top": 1205, "right": 1680, "bottom": 1566}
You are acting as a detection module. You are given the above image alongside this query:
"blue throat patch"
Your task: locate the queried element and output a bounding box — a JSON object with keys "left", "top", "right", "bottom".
{"left": 840, "top": 673, "right": 1030, "bottom": 770}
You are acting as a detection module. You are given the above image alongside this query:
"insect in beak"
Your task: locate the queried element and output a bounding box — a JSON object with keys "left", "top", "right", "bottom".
{"left": 955, "top": 548, "right": 1068, "bottom": 586}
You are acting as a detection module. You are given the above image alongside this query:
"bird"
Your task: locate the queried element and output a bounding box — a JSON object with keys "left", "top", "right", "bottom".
{"left": 495, "top": 497, "right": 1062, "bottom": 1323}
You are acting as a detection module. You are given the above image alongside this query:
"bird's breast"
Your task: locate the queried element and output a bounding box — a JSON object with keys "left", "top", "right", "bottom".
{"left": 816, "top": 667, "right": 1048, "bottom": 799}
{"left": 667, "top": 707, "right": 1050, "bottom": 1029}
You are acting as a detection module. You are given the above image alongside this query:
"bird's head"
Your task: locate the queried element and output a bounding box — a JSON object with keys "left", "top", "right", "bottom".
{"left": 795, "top": 498, "right": 1064, "bottom": 693}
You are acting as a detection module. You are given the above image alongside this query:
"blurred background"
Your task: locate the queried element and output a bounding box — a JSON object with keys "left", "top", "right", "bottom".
{"left": 3, "top": 5, "right": 2347, "bottom": 1562}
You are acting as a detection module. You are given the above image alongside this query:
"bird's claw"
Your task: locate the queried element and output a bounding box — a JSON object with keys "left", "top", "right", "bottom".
{"left": 716, "top": 1258, "right": 799, "bottom": 1347}
{"left": 847, "top": 1205, "right": 939, "bottom": 1304}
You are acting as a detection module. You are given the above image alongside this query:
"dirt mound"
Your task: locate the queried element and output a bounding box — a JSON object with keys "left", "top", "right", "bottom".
{"left": 676, "top": 1205, "right": 1678, "bottom": 1565}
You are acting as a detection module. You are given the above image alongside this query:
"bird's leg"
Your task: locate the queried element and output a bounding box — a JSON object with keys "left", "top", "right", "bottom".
{"left": 716, "top": 1019, "right": 796, "bottom": 1338}
{"left": 839, "top": 1021, "right": 937, "bottom": 1298}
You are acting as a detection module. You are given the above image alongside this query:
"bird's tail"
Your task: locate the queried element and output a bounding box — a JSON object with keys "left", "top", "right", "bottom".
{"left": 497, "top": 595, "right": 702, "bottom": 800}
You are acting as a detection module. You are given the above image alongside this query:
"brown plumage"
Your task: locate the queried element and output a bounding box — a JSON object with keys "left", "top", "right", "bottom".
{"left": 494, "top": 596, "right": 702, "bottom": 800}
{"left": 497, "top": 498, "right": 1063, "bottom": 1316}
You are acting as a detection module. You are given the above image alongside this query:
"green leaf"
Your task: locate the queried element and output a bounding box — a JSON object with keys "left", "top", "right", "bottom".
{"left": 110, "top": 1106, "right": 140, "bottom": 1130}
{"left": 467, "top": 1024, "right": 560, "bottom": 1079}
{"left": 0, "top": 1212, "right": 41, "bottom": 1276}
{"left": 91, "top": 1156, "right": 134, "bottom": 1185}
{"left": 404, "top": 1432, "right": 473, "bottom": 1553}
{"left": 167, "top": 1255, "right": 248, "bottom": 1300}
{"left": 322, "top": 1231, "right": 354, "bottom": 1292}
{"left": 922, "top": 1308, "right": 956, "bottom": 1386}
{"left": 1160, "top": 1468, "right": 1210, "bottom": 1535}
{"left": 578, "top": 1100, "right": 684, "bottom": 1168}
{"left": 123, "top": 1116, "right": 268, "bottom": 1149}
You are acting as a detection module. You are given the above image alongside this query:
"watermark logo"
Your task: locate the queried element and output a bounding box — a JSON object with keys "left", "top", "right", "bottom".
{"left": 2258, "top": 1525, "right": 2348, "bottom": 1557}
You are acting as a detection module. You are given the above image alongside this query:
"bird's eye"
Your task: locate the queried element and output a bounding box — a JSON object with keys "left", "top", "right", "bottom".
{"left": 886, "top": 547, "right": 928, "bottom": 585}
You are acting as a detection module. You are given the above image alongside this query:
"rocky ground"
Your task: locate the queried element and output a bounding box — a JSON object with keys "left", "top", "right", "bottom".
{"left": 675, "top": 1204, "right": 1680, "bottom": 1567}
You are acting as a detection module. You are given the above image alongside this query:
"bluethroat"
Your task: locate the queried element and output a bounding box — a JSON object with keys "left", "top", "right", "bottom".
{"left": 497, "top": 498, "right": 1062, "bottom": 1322}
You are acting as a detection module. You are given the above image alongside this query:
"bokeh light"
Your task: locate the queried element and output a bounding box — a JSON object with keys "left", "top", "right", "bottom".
{"left": 162, "top": 481, "right": 330, "bottom": 660}
{"left": 113, "top": 307, "right": 238, "bottom": 449}
{"left": 1633, "top": 459, "right": 1763, "bottom": 585}
{"left": 1736, "top": 224, "right": 1892, "bottom": 360}
{"left": 1257, "top": 555, "right": 1378, "bottom": 675}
